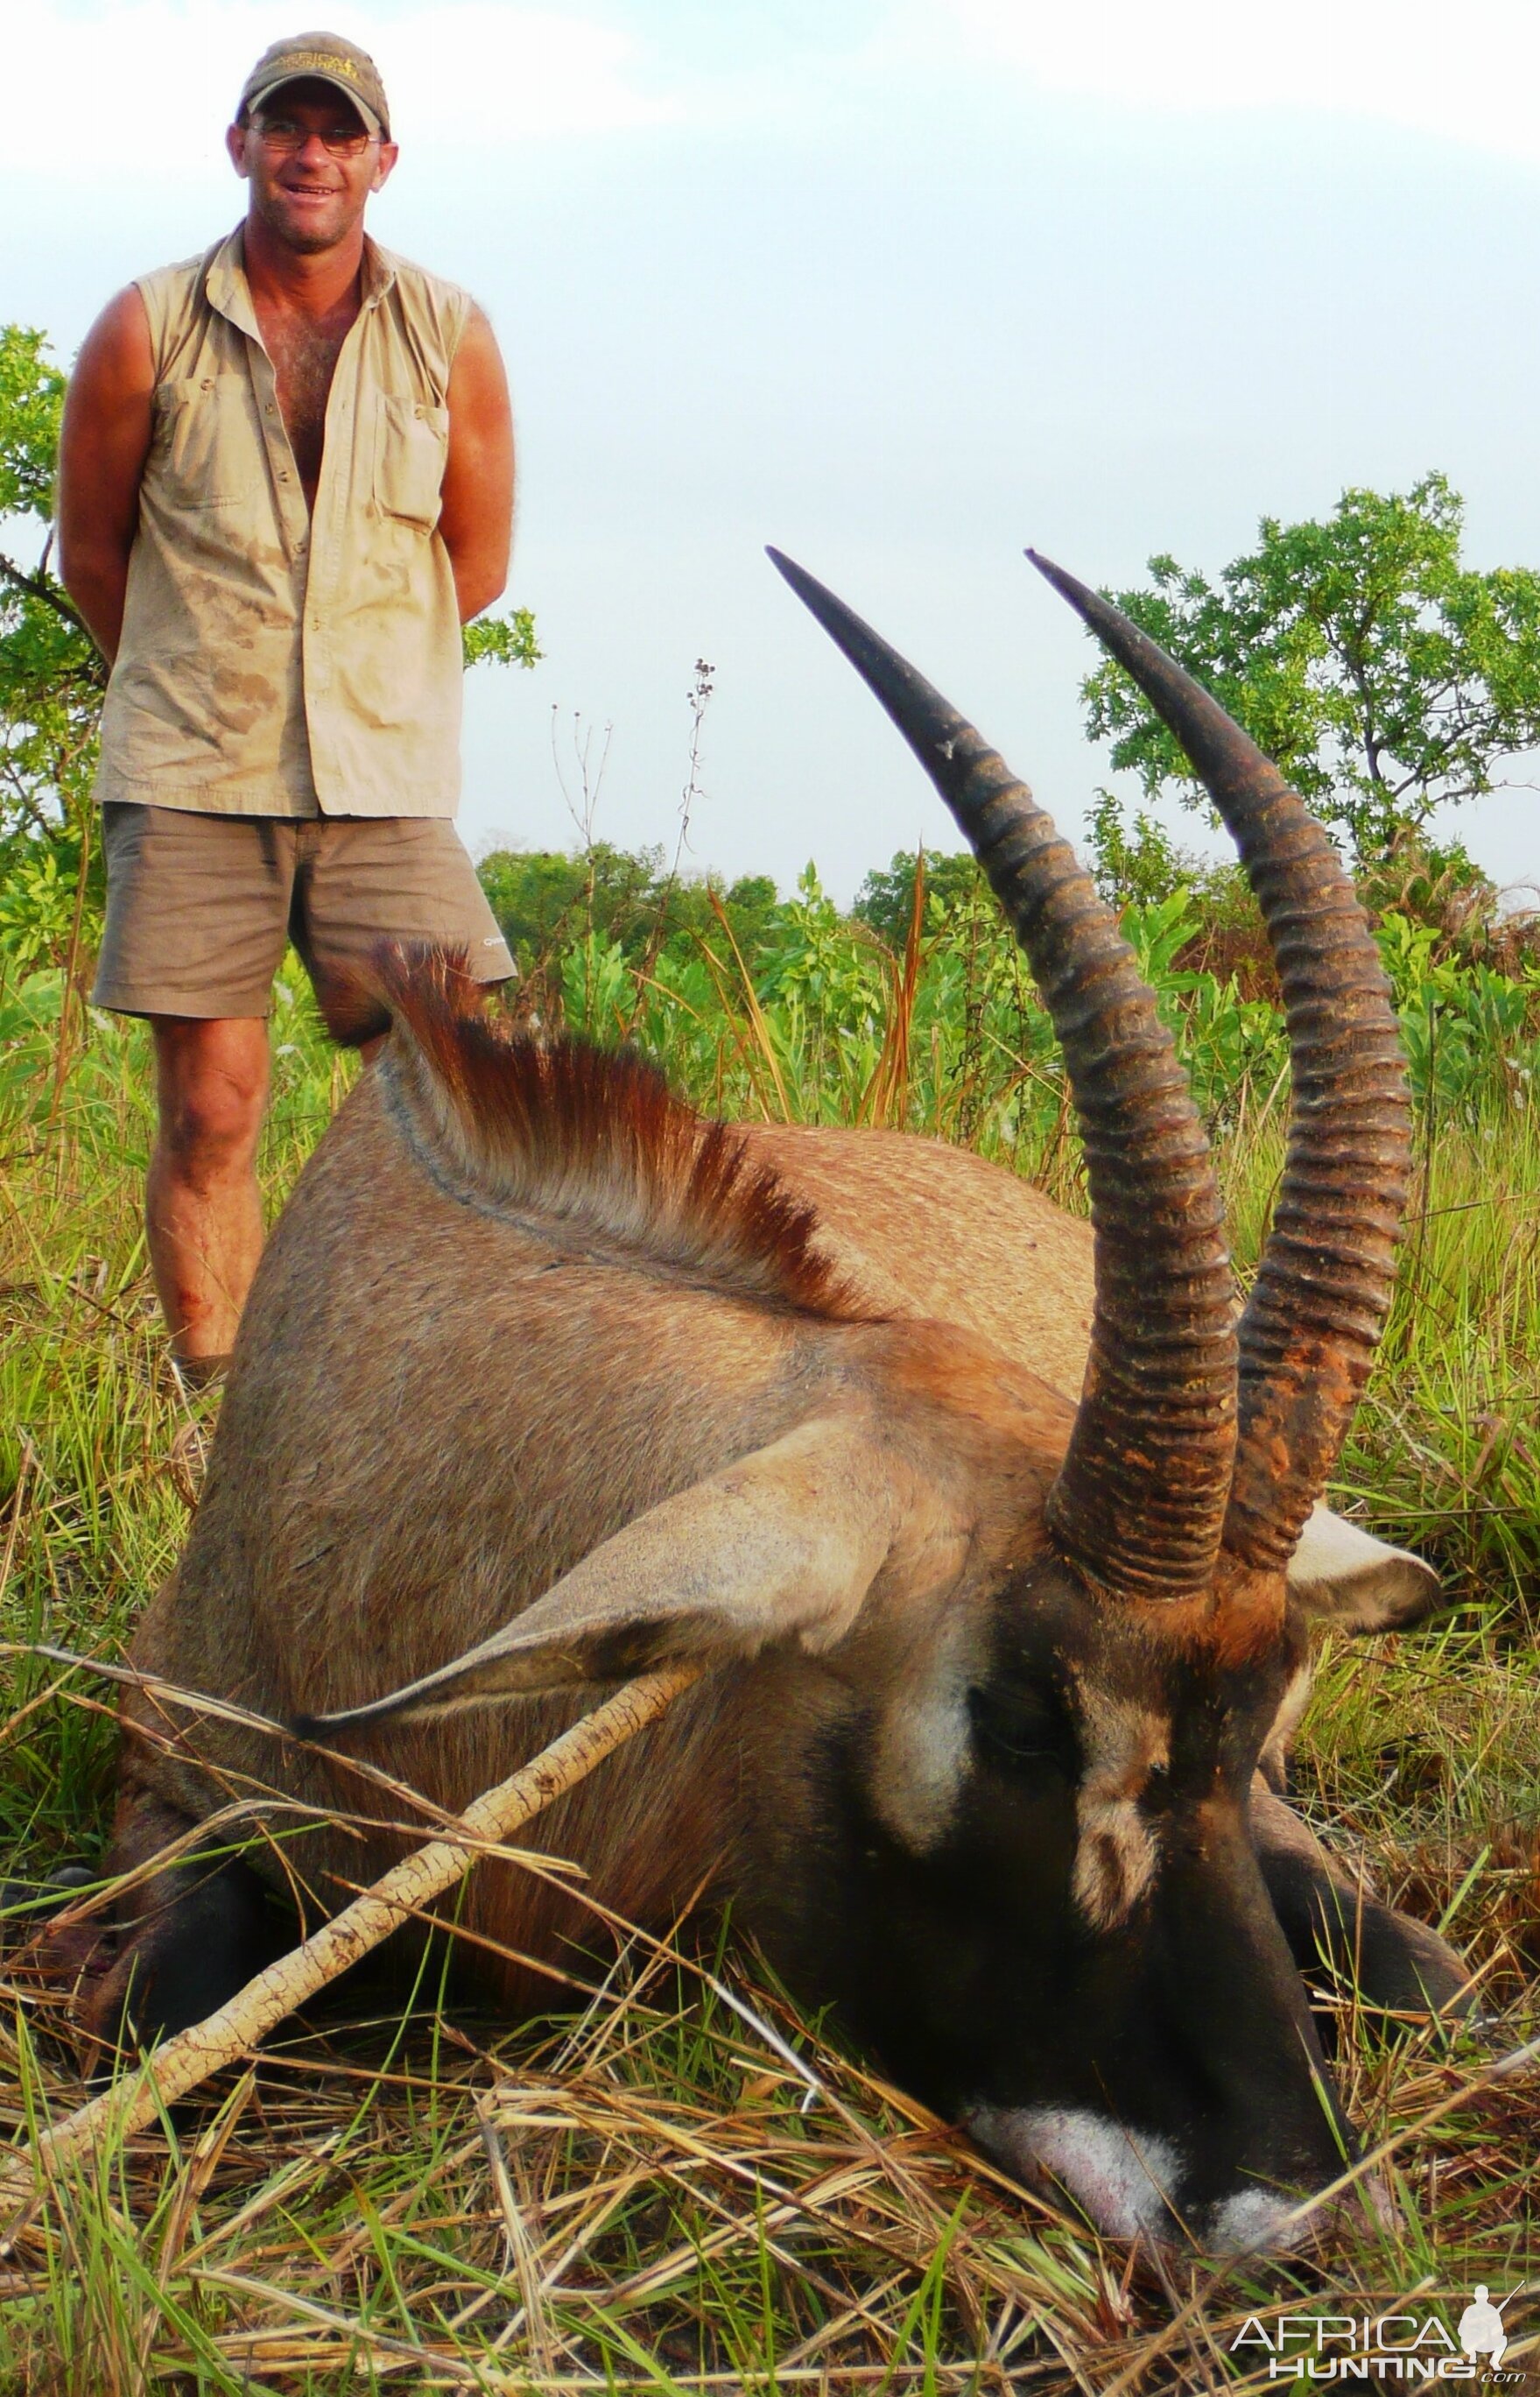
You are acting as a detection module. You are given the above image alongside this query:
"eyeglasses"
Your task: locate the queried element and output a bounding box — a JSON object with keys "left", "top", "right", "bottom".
{"left": 250, "top": 119, "right": 376, "bottom": 159}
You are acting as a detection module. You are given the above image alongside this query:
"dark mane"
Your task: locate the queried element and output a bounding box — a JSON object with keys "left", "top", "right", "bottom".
{"left": 347, "top": 945, "right": 863, "bottom": 1320}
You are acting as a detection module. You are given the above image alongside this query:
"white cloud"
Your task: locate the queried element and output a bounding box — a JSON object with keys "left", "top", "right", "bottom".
{"left": 23, "top": 0, "right": 1540, "bottom": 175}
{"left": 6, "top": 2, "right": 672, "bottom": 176}
{"left": 944, "top": 0, "right": 1540, "bottom": 165}
{"left": 380, "top": 5, "right": 678, "bottom": 146}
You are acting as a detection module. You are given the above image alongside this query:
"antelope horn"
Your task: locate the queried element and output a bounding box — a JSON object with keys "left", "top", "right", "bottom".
{"left": 1029, "top": 553, "right": 1411, "bottom": 1571}
{"left": 769, "top": 547, "right": 1237, "bottom": 1601}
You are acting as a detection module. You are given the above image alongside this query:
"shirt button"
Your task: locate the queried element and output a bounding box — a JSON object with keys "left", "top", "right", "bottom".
{"left": 265, "top": 402, "right": 276, "bottom": 415}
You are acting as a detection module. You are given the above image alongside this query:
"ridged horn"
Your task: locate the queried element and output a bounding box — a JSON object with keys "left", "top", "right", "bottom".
{"left": 1029, "top": 552, "right": 1411, "bottom": 1572}
{"left": 769, "top": 547, "right": 1237, "bottom": 1600}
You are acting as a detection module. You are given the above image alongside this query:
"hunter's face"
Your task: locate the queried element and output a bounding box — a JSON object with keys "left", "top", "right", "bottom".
{"left": 227, "top": 79, "right": 397, "bottom": 256}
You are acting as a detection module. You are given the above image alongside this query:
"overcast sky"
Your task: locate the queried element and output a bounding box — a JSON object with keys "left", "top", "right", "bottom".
{"left": 7, "top": 0, "right": 1540, "bottom": 899}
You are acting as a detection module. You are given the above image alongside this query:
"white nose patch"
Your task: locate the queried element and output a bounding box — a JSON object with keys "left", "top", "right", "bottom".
{"left": 1072, "top": 1693, "right": 1170, "bottom": 1928}
{"left": 966, "top": 2106, "right": 1315, "bottom": 2251}
{"left": 967, "top": 2104, "right": 1185, "bottom": 2239}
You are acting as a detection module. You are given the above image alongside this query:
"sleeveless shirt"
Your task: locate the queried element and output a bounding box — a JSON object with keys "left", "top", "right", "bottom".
{"left": 94, "top": 228, "right": 471, "bottom": 818}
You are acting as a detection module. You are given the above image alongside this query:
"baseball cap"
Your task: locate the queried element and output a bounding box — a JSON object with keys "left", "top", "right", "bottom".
{"left": 238, "top": 32, "right": 390, "bottom": 138}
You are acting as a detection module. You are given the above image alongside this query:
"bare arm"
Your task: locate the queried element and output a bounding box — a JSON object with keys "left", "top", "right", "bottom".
{"left": 56, "top": 287, "right": 157, "bottom": 666}
{"left": 439, "top": 304, "right": 514, "bottom": 624}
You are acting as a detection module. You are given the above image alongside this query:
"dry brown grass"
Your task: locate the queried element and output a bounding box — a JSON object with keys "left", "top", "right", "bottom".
{"left": 2, "top": 1843, "right": 1537, "bottom": 2393}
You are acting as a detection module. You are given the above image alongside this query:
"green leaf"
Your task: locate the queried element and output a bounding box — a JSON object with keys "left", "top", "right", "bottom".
{"left": 1079, "top": 471, "right": 1540, "bottom": 863}
{"left": 461, "top": 607, "right": 542, "bottom": 671}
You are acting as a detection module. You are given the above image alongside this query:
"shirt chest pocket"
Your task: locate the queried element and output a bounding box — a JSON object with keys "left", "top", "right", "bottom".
{"left": 374, "top": 394, "right": 450, "bottom": 529}
{"left": 152, "top": 376, "right": 254, "bottom": 510}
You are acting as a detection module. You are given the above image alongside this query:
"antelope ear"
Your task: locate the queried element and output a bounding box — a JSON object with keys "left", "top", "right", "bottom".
{"left": 293, "top": 1408, "right": 918, "bottom": 1733}
{"left": 1285, "top": 1503, "right": 1445, "bottom": 1633}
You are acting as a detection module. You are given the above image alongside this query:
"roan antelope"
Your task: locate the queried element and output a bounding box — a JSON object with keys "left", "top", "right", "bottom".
{"left": 85, "top": 554, "right": 1471, "bottom": 2248}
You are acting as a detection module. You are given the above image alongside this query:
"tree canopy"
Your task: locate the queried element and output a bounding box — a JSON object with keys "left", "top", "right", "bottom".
{"left": 1079, "top": 473, "right": 1540, "bottom": 862}
{"left": 850, "top": 849, "right": 989, "bottom": 948}
{"left": 477, "top": 842, "right": 782, "bottom": 972}
{"left": 0, "top": 328, "right": 103, "bottom": 838}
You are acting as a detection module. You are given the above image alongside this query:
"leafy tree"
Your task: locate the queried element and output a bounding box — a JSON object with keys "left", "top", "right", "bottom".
{"left": 852, "top": 850, "right": 988, "bottom": 948}
{"left": 708, "top": 872, "right": 779, "bottom": 955}
{"left": 0, "top": 327, "right": 105, "bottom": 962}
{"left": 461, "top": 611, "right": 540, "bottom": 671}
{"left": 0, "top": 321, "right": 538, "bottom": 975}
{"left": 476, "top": 842, "right": 783, "bottom": 974}
{"left": 1080, "top": 473, "right": 1540, "bottom": 862}
{"left": 477, "top": 841, "right": 657, "bottom": 961}
{"left": 1083, "top": 791, "right": 1197, "bottom": 909}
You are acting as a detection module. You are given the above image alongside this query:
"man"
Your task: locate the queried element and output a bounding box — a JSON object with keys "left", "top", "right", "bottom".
{"left": 57, "top": 32, "right": 517, "bottom": 1382}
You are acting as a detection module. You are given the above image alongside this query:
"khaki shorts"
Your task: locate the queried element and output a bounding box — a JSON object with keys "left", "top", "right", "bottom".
{"left": 93, "top": 805, "right": 514, "bottom": 1019}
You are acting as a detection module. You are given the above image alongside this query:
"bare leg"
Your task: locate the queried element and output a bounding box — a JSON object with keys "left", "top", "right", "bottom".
{"left": 146, "top": 1017, "right": 271, "bottom": 1366}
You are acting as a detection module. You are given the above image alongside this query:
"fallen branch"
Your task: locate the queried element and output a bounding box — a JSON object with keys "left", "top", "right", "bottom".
{"left": 0, "top": 1662, "right": 700, "bottom": 2228}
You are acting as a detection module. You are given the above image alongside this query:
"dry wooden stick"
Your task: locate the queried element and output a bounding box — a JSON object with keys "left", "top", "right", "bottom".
{"left": 0, "top": 1663, "right": 700, "bottom": 2224}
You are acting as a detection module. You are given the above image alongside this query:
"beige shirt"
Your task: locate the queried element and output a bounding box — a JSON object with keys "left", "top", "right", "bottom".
{"left": 94, "top": 228, "right": 470, "bottom": 819}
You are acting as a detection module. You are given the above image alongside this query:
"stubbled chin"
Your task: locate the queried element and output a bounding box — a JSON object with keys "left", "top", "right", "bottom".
{"left": 258, "top": 194, "right": 349, "bottom": 251}
{"left": 964, "top": 2103, "right": 1331, "bottom": 2252}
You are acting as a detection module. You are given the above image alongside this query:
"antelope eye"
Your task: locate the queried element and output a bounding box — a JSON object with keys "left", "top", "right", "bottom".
{"left": 967, "top": 1684, "right": 1075, "bottom": 1774}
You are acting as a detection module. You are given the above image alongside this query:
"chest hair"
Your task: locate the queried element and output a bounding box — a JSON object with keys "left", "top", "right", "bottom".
{"left": 256, "top": 292, "right": 361, "bottom": 507}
